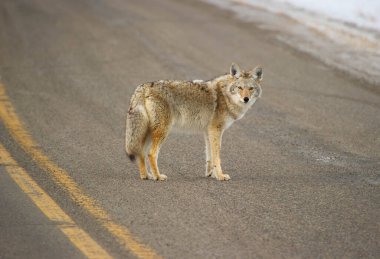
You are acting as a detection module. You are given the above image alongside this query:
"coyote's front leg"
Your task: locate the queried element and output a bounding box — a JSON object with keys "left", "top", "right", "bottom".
{"left": 207, "top": 128, "right": 230, "bottom": 181}
{"left": 204, "top": 133, "right": 213, "bottom": 177}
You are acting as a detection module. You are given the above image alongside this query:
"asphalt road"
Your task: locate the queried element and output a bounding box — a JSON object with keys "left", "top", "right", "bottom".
{"left": 0, "top": 0, "right": 379, "bottom": 258}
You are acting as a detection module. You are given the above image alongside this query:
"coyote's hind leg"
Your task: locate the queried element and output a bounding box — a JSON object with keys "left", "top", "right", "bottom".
{"left": 148, "top": 129, "right": 168, "bottom": 181}
{"left": 137, "top": 155, "right": 150, "bottom": 180}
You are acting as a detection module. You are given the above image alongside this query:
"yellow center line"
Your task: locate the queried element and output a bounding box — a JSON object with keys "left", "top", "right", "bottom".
{"left": 0, "top": 142, "right": 112, "bottom": 259}
{"left": 0, "top": 83, "right": 161, "bottom": 259}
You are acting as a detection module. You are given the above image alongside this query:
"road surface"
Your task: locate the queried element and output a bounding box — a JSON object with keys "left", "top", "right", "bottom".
{"left": 0, "top": 0, "right": 379, "bottom": 258}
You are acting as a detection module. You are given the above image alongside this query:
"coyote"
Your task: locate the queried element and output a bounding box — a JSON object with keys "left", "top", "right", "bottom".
{"left": 125, "top": 63, "right": 263, "bottom": 181}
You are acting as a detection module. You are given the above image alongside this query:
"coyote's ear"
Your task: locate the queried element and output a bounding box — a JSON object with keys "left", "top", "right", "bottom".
{"left": 252, "top": 66, "right": 263, "bottom": 81}
{"left": 230, "top": 63, "right": 241, "bottom": 78}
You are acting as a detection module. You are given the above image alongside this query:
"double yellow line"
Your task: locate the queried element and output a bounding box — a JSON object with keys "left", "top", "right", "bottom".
{"left": 0, "top": 143, "right": 111, "bottom": 258}
{"left": 0, "top": 83, "right": 161, "bottom": 259}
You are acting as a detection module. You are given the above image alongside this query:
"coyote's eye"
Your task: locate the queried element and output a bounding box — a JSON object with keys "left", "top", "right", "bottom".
{"left": 249, "top": 87, "right": 254, "bottom": 90}
{"left": 238, "top": 86, "right": 243, "bottom": 90}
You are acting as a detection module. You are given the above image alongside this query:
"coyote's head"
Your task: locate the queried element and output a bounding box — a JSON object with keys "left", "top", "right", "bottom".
{"left": 227, "top": 63, "right": 263, "bottom": 105}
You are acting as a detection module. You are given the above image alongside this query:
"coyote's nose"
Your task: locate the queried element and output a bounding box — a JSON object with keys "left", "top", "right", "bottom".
{"left": 243, "top": 97, "right": 249, "bottom": 103}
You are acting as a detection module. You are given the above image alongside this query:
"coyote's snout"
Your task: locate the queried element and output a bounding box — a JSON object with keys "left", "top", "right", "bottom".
{"left": 125, "top": 63, "right": 263, "bottom": 181}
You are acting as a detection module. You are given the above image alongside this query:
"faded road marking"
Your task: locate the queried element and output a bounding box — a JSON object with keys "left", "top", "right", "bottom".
{"left": 0, "top": 83, "right": 161, "bottom": 259}
{"left": 0, "top": 142, "right": 112, "bottom": 259}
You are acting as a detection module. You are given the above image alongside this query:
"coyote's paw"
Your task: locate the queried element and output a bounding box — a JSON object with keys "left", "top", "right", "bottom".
{"left": 214, "top": 173, "right": 230, "bottom": 181}
{"left": 152, "top": 174, "right": 167, "bottom": 181}
{"left": 205, "top": 169, "right": 213, "bottom": 177}
{"left": 141, "top": 173, "right": 155, "bottom": 180}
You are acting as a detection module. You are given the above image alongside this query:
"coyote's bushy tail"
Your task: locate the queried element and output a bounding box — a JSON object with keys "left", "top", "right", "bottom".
{"left": 125, "top": 85, "right": 149, "bottom": 161}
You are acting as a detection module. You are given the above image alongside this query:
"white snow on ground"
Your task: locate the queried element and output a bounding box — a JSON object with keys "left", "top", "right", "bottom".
{"left": 244, "top": 0, "right": 380, "bottom": 31}
{"left": 206, "top": 0, "right": 380, "bottom": 86}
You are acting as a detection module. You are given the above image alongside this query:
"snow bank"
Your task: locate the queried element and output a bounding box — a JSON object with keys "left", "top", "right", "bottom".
{"left": 248, "top": 0, "right": 380, "bottom": 32}
{"left": 207, "top": 0, "right": 380, "bottom": 85}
